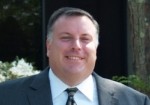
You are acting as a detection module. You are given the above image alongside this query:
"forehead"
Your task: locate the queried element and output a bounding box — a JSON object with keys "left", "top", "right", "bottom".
{"left": 53, "top": 15, "right": 97, "bottom": 35}
{"left": 55, "top": 15, "right": 94, "bottom": 25}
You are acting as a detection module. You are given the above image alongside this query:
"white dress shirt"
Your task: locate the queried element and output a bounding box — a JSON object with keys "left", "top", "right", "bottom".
{"left": 49, "top": 69, "right": 99, "bottom": 105}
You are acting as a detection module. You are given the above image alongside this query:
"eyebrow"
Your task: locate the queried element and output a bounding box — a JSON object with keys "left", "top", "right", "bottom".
{"left": 59, "top": 32, "right": 93, "bottom": 37}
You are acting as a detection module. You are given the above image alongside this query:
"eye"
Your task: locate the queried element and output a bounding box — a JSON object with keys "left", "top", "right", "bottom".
{"left": 81, "top": 36, "right": 92, "bottom": 42}
{"left": 60, "top": 36, "right": 72, "bottom": 41}
{"left": 82, "top": 37, "right": 90, "bottom": 40}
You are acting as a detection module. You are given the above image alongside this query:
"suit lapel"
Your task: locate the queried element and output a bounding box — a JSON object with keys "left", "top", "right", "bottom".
{"left": 27, "top": 68, "right": 53, "bottom": 105}
{"left": 26, "top": 69, "right": 119, "bottom": 105}
{"left": 93, "top": 72, "right": 119, "bottom": 105}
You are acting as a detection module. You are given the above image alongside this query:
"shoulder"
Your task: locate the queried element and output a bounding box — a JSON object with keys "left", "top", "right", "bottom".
{"left": 0, "top": 68, "right": 50, "bottom": 104}
{"left": 0, "top": 75, "right": 36, "bottom": 104}
{"left": 93, "top": 72, "right": 150, "bottom": 103}
{"left": 0, "top": 74, "right": 36, "bottom": 92}
{"left": 0, "top": 67, "right": 49, "bottom": 90}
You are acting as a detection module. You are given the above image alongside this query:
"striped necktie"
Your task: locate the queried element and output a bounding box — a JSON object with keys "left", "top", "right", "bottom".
{"left": 66, "top": 88, "right": 78, "bottom": 105}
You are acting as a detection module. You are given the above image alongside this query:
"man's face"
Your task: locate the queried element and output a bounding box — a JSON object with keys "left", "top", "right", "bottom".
{"left": 46, "top": 15, "right": 98, "bottom": 84}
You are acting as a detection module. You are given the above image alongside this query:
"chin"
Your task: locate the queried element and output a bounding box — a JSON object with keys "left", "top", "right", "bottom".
{"left": 69, "top": 68, "right": 86, "bottom": 74}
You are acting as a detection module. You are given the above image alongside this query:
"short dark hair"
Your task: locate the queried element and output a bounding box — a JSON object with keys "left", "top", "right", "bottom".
{"left": 47, "top": 7, "right": 100, "bottom": 43}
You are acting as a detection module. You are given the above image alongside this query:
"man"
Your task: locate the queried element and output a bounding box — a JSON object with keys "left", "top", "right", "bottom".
{"left": 0, "top": 7, "right": 150, "bottom": 105}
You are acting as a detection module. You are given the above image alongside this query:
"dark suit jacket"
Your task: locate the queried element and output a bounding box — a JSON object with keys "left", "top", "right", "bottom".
{"left": 0, "top": 67, "right": 150, "bottom": 105}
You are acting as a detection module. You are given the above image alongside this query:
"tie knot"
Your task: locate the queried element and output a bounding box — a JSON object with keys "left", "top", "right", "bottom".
{"left": 66, "top": 88, "right": 78, "bottom": 97}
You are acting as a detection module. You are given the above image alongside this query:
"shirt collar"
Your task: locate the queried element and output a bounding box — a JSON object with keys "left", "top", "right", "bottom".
{"left": 49, "top": 68, "right": 95, "bottom": 101}
{"left": 49, "top": 69, "right": 68, "bottom": 99}
{"left": 76, "top": 74, "right": 95, "bottom": 101}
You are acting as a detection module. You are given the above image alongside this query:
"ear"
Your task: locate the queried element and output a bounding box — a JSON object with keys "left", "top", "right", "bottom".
{"left": 46, "top": 39, "right": 51, "bottom": 57}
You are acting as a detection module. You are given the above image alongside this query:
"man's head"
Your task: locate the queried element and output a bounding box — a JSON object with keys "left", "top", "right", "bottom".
{"left": 47, "top": 7, "right": 100, "bottom": 46}
{"left": 46, "top": 7, "right": 100, "bottom": 86}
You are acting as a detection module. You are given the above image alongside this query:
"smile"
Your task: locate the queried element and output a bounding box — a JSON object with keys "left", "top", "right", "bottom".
{"left": 66, "top": 56, "right": 83, "bottom": 60}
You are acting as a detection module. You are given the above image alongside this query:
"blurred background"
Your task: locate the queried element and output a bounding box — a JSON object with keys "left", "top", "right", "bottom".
{"left": 0, "top": 0, "right": 150, "bottom": 81}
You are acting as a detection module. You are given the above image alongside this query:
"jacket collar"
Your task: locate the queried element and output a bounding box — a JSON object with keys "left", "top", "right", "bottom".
{"left": 93, "top": 72, "right": 119, "bottom": 105}
{"left": 27, "top": 68, "right": 118, "bottom": 105}
{"left": 27, "top": 67, "right": 53, "bottom": 105}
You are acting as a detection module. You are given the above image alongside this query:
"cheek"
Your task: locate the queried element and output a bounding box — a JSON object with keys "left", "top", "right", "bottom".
{"left": 86, "top": 47, "right": 97, "bottom": 63}
{"left": 89, "top": 50, "right": 97, "bottom": 61}
{"left": 85, "top": 43, "right": 97, "bottom": 55}
{"left": 47, "top": 42, "right": 65, "bottom": 57}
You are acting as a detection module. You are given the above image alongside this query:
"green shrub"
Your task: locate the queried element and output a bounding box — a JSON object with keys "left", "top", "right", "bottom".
{"left": 112, "top": 75, "right": 150, "bottom": 96}
{"left": 0, "top": 58, "right": 40, "bottom": 82}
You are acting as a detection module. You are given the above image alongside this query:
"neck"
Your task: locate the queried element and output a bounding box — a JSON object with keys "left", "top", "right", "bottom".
{"left": 61, "top": 73, "right": 91, "bottom": 87}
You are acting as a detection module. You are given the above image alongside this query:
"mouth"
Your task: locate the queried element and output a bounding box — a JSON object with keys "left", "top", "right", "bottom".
{"left": 66, "top": 56, "right": 83, "bottom": 60}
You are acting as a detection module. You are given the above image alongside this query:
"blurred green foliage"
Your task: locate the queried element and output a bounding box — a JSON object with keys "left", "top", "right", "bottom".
{"left": 0, "top": 0, "right": 41, "bottom": 68}
{"left": 112, "top": 75, "right": 150, "bottom": 96}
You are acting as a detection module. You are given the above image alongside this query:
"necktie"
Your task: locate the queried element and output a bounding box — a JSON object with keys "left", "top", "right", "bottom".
{"left": 66, "top": 88, "right": 78, "bottom": 105}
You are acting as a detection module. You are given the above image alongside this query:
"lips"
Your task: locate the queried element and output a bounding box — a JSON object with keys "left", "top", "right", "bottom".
{"left": 66, "top": 56, "right": 83, "bottom": 60}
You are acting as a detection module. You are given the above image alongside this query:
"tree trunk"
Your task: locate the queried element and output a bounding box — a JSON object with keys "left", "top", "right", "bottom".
{"left": 128, "top": 0, "right": 150, "bottom": 81}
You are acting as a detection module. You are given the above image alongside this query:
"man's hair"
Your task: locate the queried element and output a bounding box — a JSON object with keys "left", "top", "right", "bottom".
{"left": 47, "top": 7, "right": 100, "bottom": 44}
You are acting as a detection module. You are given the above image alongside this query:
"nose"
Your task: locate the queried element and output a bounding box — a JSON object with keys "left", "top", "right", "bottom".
{"left": 72, "top": 39, "right": 82, "bottom": 50}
